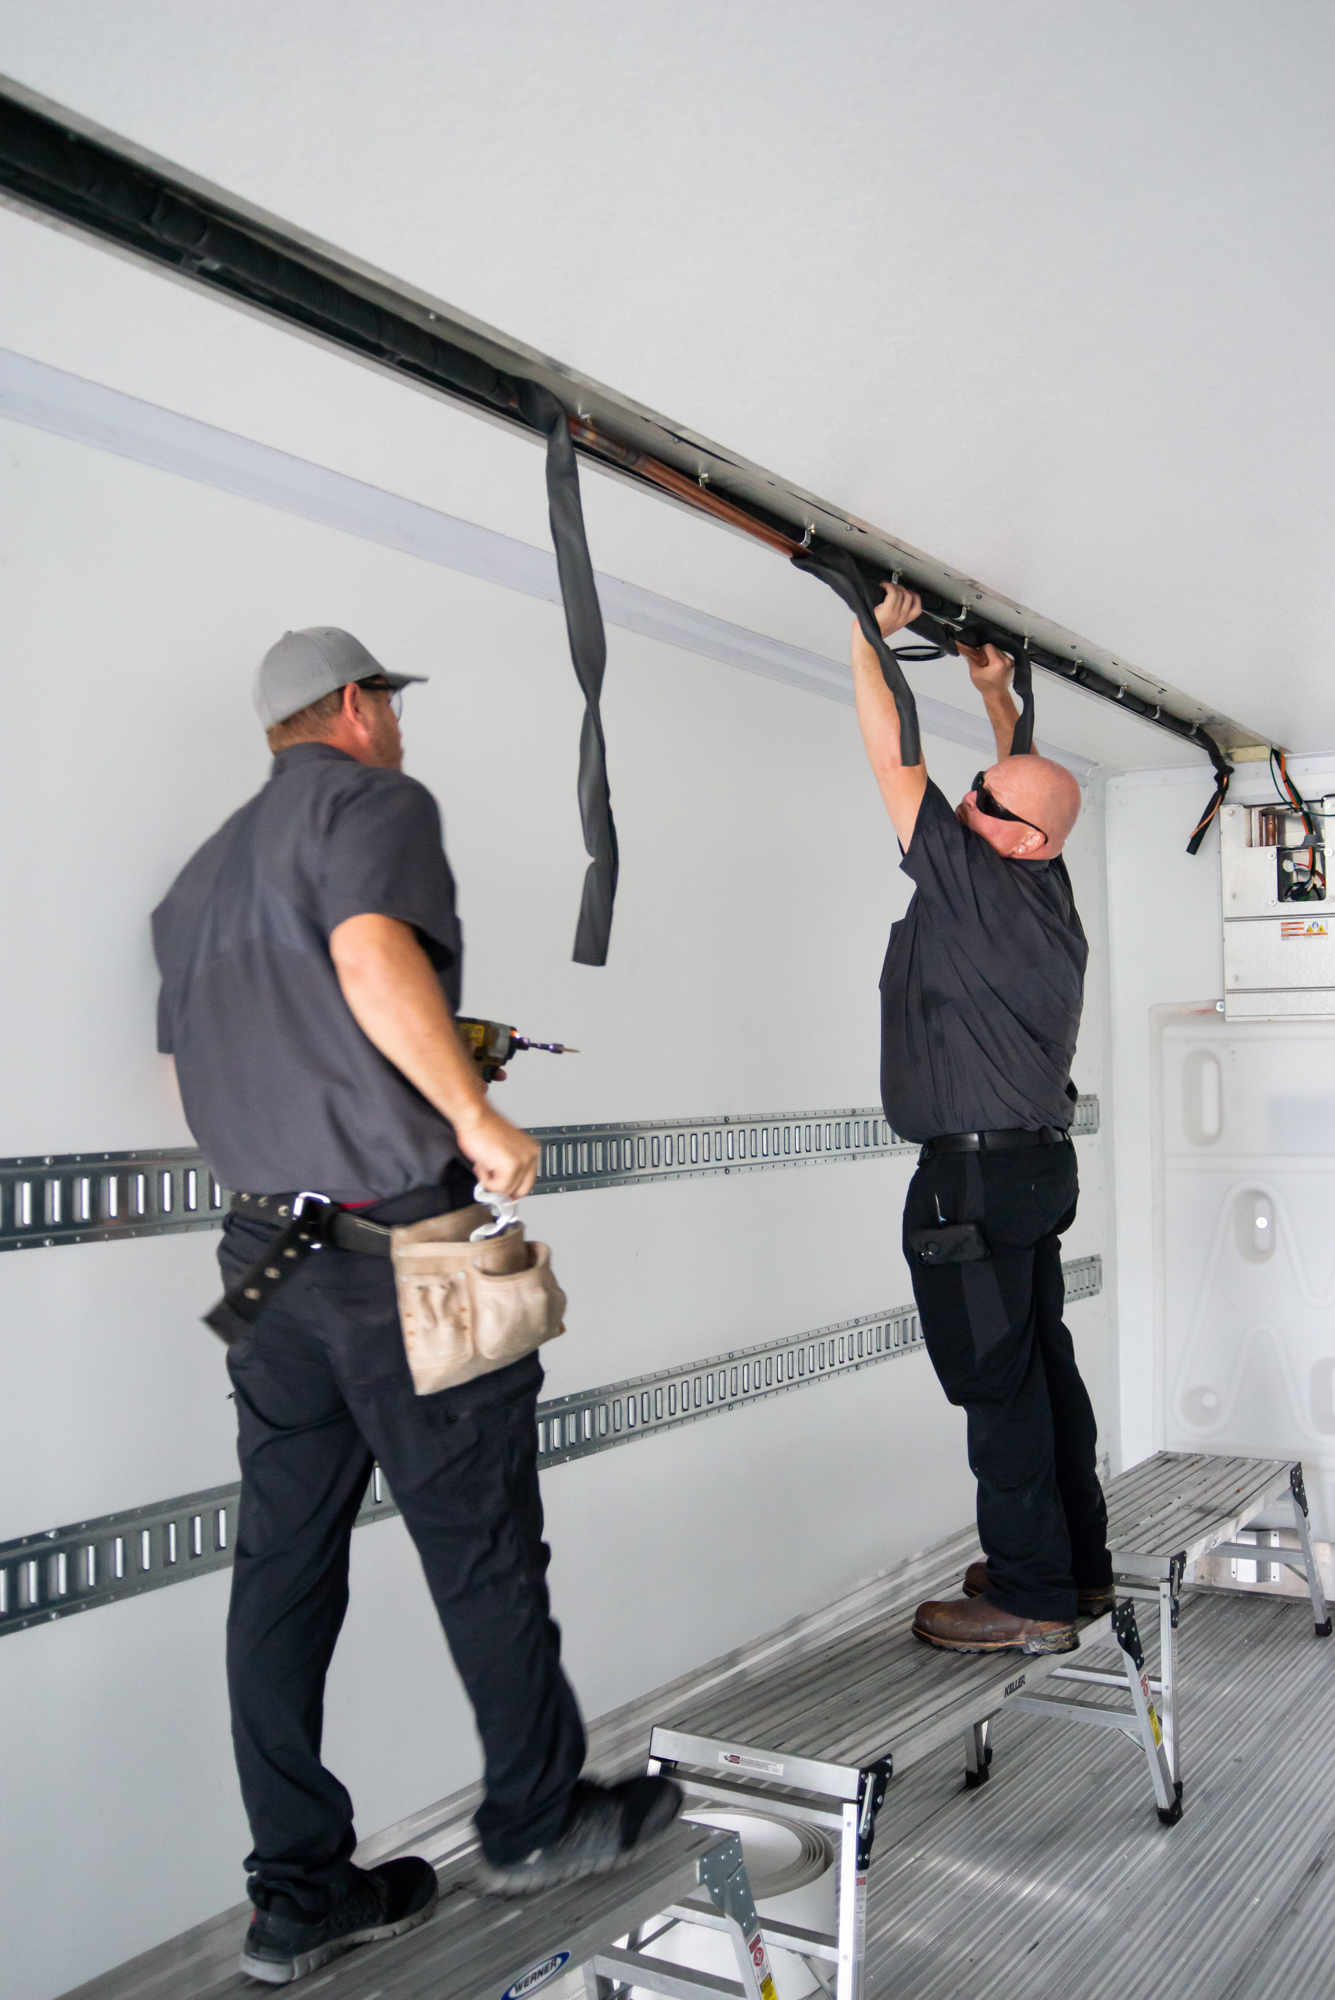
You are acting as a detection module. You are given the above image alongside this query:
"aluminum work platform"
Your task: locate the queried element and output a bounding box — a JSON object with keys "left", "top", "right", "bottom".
{"left": 648, "top": 1450, "right": 1331, "bottom": 2000}
{"left": 62, "top": 1822, "right": 781, "bottom": 2000}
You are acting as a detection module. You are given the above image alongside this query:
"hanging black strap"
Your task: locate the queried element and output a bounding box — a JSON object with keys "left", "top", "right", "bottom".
{"left": 518, "top": 384, "right": 620, "bottom": 965}
{"left": 1010, "top": 647, "right": 1036, "bottom": 756}
{"left": 0, "top": 95, "right": 621, "bottom": 966}
{"left": 792, "top": 547, "right": 922, "bottom": 766}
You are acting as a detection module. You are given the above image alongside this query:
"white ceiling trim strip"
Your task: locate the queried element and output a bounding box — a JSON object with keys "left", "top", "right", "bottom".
{"left": 0, "top": 347, "right": 1092, "bottom": 776}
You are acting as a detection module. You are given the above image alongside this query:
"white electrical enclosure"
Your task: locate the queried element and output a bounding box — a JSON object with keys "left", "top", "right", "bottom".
{"left": 1221, "top": 800, "right": 1335, "bottom": 1021}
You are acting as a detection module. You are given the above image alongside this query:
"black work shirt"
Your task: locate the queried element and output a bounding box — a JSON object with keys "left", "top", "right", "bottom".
{"left": 152, "top": 744, "right": 464, "bottom": 1202}
{"left": 879, "top": 781, "right": 1087, "bottom": 1141}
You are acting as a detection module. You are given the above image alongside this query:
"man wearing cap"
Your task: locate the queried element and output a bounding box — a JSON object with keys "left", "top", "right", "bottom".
{"left": 848, "top": 586, "right": 1115, "bottom": 1659}
{"left": 152, "top": 629, "right": 679, "bottom": 1985}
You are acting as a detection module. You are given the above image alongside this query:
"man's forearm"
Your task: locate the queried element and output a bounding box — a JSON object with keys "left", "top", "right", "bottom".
{"left": 982, "top": 687, "right": 1020, "bottom": 762}
{"left": 852, "top": 629, "right": 929, "bottom": 846}
{"left": 329, "top": 914, "right": 489, "bottom": 1137}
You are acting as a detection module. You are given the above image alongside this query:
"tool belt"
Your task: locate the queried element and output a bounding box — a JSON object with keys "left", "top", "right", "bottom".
{"left": 206, "top": 1190, "right": 566, "bottom": 1396}
{"left": 916, "top": 1125, "right": 1067, "bottom": 1163}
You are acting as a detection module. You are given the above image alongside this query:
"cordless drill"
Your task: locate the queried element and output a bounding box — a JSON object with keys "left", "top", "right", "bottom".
{"left": 456, "top": 1017, "right": 579, "bottom": 1082}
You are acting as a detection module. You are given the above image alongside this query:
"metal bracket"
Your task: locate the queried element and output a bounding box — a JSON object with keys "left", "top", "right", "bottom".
{"left": 1168, "top": 1552, "right": 1185, "bottom": 1630}
{"left": 1112, "top": 1598, "right": 1146, "bottom": 1672}
{"left": 1291, "top": 1463, "right": 1311, "bottom": 1517}
{"left": 854, "top": 1758, "right": 892, "bottom": 1868}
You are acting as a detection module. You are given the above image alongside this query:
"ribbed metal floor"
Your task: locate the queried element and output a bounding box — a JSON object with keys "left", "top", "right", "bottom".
{"left": 67, "top": 1586, "right": 1333, "bottom": 2000}
{"left": 861, "top": 1587, "right": 1335, "bottom": 2000}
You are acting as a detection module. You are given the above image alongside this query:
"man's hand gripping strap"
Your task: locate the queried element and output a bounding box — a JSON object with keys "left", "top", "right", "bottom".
{"left": 792, "top": 546, "right": 923, "bottom": 766}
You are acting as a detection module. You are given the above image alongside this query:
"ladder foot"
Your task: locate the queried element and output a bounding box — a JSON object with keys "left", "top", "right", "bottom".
{"left": 1314, "top": 1617, "right": 1332, "bottom": 1638}
{"left": 964, "top": 1765, "right": 990, "bottom": 1790}
{"left": 1156, "top": 1781, "right": 1184, "bottom": 1828}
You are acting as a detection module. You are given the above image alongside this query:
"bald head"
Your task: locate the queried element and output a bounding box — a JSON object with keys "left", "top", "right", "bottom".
{"left": 958, "top": 754, "right": 1082, "bottom": 860}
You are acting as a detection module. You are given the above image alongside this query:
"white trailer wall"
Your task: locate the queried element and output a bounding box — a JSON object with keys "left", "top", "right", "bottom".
{"left": 0, "top": 355, "right": 1113, "bottom": 1997}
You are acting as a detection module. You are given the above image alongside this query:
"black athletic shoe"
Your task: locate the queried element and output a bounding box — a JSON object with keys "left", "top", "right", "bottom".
{"left": 238, "top": 1857, "right": 439, "bottom": 1985}
{"left": 475, "top": 1775, "right": 684, "bottom": 1896}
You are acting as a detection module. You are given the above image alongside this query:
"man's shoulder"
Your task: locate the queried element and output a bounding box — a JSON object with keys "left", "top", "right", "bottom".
{"left": 273, "top": 751, "right": 441, "bottom": 834}
{"left": 276, "top": 747, "right": 428, "bottom": 802}
{"left": 902, "top": 777, "right": 971, "bottom": 871}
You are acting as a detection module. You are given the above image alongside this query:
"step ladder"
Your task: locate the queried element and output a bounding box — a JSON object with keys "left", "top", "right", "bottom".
{"left": 645, "top": 1451, "right": 1330, "bottom": 2000}
{"left": 61, "top": 1823, "right": 777, "bottom": 2000}
{"left": 1018, "top": 1450, "right": 1332, "bottom": 1800}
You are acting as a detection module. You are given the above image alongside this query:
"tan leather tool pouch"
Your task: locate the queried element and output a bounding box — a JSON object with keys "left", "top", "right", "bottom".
{"left": 391, "top": 1204, "right": 567, "bottom": 1396}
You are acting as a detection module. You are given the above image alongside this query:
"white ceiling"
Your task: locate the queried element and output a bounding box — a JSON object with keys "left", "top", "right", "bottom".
{"left": 1, "top": 0, "right": 1332, "bottom": 763}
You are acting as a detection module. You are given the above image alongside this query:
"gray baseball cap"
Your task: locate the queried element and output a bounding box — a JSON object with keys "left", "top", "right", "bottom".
{"left": 254, "top": 627, "right": 427, "bottom": 729}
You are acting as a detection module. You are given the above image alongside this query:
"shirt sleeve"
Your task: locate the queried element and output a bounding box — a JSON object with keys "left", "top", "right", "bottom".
{"left": 899, "top": 780, "right": 988, "bottom": 919}
{"left": 316, "top": 773, "right": 459, "bottom": 961}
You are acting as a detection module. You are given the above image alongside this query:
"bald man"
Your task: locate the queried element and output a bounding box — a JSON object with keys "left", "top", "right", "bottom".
{"left": 852, "top": 583, "right": 1113, "bottom": 1656}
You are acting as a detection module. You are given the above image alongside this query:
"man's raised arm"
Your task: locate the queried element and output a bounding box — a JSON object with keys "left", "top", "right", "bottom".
{"left": 851, "top": 582, "right": 930, "bottom": 848}
{"left": 958, "top": 641, "right": 1021, "bottom": 762}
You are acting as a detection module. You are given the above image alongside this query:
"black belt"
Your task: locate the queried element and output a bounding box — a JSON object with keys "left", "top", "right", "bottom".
{"left": 203, "top": 1191, "right": 393, "bottom": 1344}
{"left": 917, "top": 1126, "right": 1068, "bottom": 1163}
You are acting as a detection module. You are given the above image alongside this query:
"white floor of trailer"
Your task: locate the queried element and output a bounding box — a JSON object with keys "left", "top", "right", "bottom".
{"left": 66, "top": 1584, "right": 1334, "bottom": 2000}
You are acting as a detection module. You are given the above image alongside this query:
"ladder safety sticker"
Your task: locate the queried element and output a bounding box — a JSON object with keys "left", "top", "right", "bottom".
{"left": 746, "top": 1927, "right": 778, "bottom": 2000}
{"left": 720, "top": 1751, "right": 784, "bottom": 1777}
{"left": 1280, "top": 919, "right": 1328, "bottom": 938}
{"left": 503, "top": 1951, "right": 570, "bottom": 2000}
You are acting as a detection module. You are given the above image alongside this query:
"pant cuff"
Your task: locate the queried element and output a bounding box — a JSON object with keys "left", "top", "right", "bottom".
{"left": 983, "top": 1589, "right": 1077, "bottom": 1623}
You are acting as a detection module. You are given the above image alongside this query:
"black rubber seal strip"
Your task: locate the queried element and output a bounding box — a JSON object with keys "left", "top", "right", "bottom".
{"left": 793, "top": 545, "right": 922, "bottom": 766}
{"left": 519, "top": 382, "right": 619, "bottom": 964}
{"left": 1010, "top": 648, "right": 1035, "bottom": 756}
{"left": 0, "top": 87, "right": 1235, "bottom": 868}
{"left": 0, "top": 93, "right": 619, "bottom": 962}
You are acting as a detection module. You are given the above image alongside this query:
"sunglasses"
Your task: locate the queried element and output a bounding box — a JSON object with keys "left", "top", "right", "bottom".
{"left": 971, "top": 772, "right": 1047, "bottom": 844}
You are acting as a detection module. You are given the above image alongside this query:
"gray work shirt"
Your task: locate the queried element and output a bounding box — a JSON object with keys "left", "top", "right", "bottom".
{"left": 152, "top": 743, "right": 464, "bottom": 1202}
{"left": 879, "top": 780, "right": 1087, "bottom": 1141}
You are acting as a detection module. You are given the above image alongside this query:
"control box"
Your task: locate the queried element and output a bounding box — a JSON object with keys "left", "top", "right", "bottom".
{"left": 1221, "top": 797, "right": 1335, "bottom": 1019}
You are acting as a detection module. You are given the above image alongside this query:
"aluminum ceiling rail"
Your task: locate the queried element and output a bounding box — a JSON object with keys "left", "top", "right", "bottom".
{"left": 0, "top": 75, "right": 1259, "bottom": 772}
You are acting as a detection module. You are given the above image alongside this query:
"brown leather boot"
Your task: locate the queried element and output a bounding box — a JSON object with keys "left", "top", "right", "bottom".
{"left": 962, "top": 1560, "right": 1116, "bottom": 1619}
{"left": 913, "top": 1595, "right": 1079, "bottom": 1654}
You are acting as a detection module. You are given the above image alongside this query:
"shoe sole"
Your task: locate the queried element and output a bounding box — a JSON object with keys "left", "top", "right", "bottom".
{"left": 238, "top": 1883, "right": 438, "bottom": 1985}
{"left": 962, "top": 1581, "right": 1117, "bottom": 1619}
{"left": 476, "top": 1811, "right": 679, "bottom": 1899}
{"left": 912, "top": 1621, "right": 1080, "bottom": 1655}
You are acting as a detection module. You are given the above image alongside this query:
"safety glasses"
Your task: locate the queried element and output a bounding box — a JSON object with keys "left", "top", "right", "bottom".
{"left": 971, "top": 772, "right": 1047, "bottom": 844}
{"left": 356, "top": 675, "right": 404, "bottom": 720}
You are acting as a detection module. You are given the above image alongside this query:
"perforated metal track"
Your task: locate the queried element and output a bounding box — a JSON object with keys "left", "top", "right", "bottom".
{"left": 0, "top": 1096, "right": 1100, "bottom": 1251}
{"left": 0, "top": 1257, "right": 1102, "bottom": 1636}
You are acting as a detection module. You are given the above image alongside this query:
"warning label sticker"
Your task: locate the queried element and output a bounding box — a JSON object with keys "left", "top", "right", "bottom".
{"left": 1280, "top": 919, "right": 1329, "bottom": 938}
{"left": 720, "top": 1751, "right": 785, "bottom": 1777}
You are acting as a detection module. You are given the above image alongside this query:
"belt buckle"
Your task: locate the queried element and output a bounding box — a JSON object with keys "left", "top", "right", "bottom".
{"left": 293, "top": 1190, "right": 335, "bottom": 1249}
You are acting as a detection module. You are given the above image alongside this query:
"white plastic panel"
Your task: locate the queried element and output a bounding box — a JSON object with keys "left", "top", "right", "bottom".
{"left": 1157, "top": 1007, "right": 1335, "bottom": 1536}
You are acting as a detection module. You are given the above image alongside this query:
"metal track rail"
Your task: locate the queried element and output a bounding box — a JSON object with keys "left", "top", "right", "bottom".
{"left": 0, "top": 75, "right": 1260, "bottom": 761}
{"left": 0, "top": 1256, "right": 1102, "bottom": 1637}
{"left": 0, "top": 1096, "right": 1101, "bottom": 1251}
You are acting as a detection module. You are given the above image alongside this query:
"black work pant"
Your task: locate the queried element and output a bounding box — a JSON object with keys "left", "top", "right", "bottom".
{"left": 218, "top": 1204, "right": 586, "bottom": 1913}
{"left": 903, "top": 1140, "right": 1112, "bottom": 1622}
